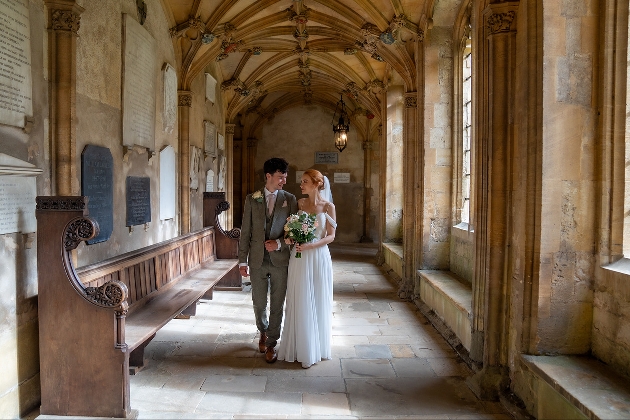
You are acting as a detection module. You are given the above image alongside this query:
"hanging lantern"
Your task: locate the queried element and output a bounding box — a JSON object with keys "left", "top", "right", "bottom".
{"left": 332, "top": 94, "right": 350, "bottom": 152}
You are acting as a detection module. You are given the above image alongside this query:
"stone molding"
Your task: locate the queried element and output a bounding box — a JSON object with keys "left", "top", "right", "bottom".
{"left": 225, "top": 124, "right": 235, "bottom": 134}
{"left": 487, "top": 11, "right": 516, "bottom": 34}
{"left": 178, "top": 91, "right": 192, "bottom": 107}
{"left": 405, "top": 94, "right": 418, "bottom": 108}
{"left": 51, "top": 9, "right": 81, "bottom": 33}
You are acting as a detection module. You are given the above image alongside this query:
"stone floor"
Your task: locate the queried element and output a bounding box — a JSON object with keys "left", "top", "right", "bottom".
{"left": 42, "top": 244, "right": 514, "bottom": 419}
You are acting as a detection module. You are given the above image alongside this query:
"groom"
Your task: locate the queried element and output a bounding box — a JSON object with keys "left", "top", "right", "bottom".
{"left": 239, "top": 157, "right": 298, "bottom": 363}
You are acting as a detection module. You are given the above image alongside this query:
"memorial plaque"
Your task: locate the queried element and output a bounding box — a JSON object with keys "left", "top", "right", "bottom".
{"left": 333, "top": 172, "right": 350, "bottom": 183}
{"left": 295, "top": 170, "right": 304, "bottom": 183}
{"left": 159, "top": 146, "right": 175, "bottom": 220}
{"left": 204, "top": 121, "right": 216, "bottom": 157}
{"left": 126, "top": 176, "right": 151, "bottom": 226}
{"left": 218, "top": 133, "right": 225, "bottom": 150}
{"left": 0, "top": 0, "right": 33, "bottom": 128}
{"left": 206, "top": 169, "right": 214, "bottom": 192}
{"left": 205, "top": 73, "right": 216, "bottom": 104}
{"left": 163, "top": 63, "right": 177, "bottom": 133}
{"left": 315, "top": 152, "right": 338, "bottom": 164}
{"left": 122, "top": 14, "right": 157, "bottom": 150}
{"left": 81, "top": 145, "right": 113, "bottom": 244}
{"left": 0, "top": 176, "right": 36, "bottom": 234}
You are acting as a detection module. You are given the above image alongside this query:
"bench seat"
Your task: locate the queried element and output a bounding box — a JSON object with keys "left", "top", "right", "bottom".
{"left": 125, "top": 258, "right": 237, "bottom": 351}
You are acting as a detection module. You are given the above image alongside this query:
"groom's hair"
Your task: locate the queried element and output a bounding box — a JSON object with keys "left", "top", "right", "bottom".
{"left": 263, "top": 157, "right": 289, "bottom": 175}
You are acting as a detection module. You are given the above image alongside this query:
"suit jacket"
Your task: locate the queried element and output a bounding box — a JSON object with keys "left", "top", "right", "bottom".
{"left": 238, "top": 188, "right": 298, "bottom": 269}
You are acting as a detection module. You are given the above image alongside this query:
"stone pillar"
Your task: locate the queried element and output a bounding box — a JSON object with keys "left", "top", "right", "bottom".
{"left": 468, "top": 2, "right": 517, "bottom": 400}
{"left": 225, "top": 123, "right": 236, "bottom": 228}
{"left": 402, "top": 92, "right": 418, "bottom": 298}
{"left": 414, "top": 34, "right": 425, "bottom": 276}
{"left": 361, "top": 137, "right": 373, "bottom": 243}
{"left": 178, "top": 91, "right": 192, "bottom": 234}
{"left": 46, "top": 0, "right": 84, "bottom": 196}
{"left": 377, "top": 90, "right": 388, "bottom": 264}
{"left": 247, "top": 137, "right": 257, "bottom": 193}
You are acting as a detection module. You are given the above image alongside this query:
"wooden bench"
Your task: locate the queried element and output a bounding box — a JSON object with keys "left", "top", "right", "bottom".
{"left": 36, "top": 195, "right": 240, "bottom": 418}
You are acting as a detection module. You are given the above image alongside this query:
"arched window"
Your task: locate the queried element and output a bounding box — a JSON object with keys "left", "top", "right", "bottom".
{"left": 461, "top": 30, "right": 472, "bottom": 224}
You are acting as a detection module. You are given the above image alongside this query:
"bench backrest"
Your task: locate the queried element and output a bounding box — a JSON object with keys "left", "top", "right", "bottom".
{"left": 77, "top": 228, "right": 216, "bottom": 310}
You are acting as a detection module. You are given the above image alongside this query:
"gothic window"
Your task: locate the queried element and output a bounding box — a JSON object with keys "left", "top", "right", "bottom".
{"left": 461, "top": 32, "right": 472, "bottom": 224}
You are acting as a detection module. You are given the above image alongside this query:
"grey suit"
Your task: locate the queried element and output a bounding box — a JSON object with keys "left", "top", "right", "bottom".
{"left": 239, "top": 188, "right": 298, "bottom": 348}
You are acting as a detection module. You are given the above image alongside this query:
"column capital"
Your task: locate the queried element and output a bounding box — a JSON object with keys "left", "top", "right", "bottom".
{"left": 46, "top": 1, "right": 84, "bottom": 34}
{"left": 404, "top": 92, "right": 418, "bottom": 108}
{"left": 225, "top": 124, "right": 236, "bottom": 134}
{"left": 178, "top": 91, "right": 192, "bottom": 107}
{"left": 484, "top": 2, "right": 518, "bottom": 35}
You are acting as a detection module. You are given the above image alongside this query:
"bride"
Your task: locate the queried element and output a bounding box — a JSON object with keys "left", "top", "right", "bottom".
{"left": 277, "top": 169, "right": 337, "bottom": 368}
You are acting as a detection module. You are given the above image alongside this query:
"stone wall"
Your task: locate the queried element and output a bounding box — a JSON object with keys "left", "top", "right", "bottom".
{"left": 0, "top": 0, "right": 47, "bottom": 417}
{"left": 385, "top": 86, "right": 403, "bottom": 243}
{"left": 257, "top": 104, "right": 364, "bottom": 243}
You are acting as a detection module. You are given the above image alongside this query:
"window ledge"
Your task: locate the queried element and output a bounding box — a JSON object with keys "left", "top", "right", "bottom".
{"left": 602, "top": 257, "right": 630, "bottom": 276}
{"left": 453, "top": 221, "right": 473, "bottom": 233}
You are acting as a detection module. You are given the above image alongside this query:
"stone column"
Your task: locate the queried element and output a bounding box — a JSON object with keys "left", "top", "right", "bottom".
{"left": 46, "top": 0, "right": 84, "bottom": 196}
{"left": 178, "top": 91, "right": 192, "bottom": 234}
{"left": 361, "top": 137, "right": 373, "bottom": 243}
{"left": 468, "top": 2, "right": 517, "bottom": 400}
{"left": 247, "top": 137, "right": 257, "bottom": 193}
{"left": 402, "top": 92, "right": 418, "bottom": 298}
{"left": 377, "top": 90, "right": 388, "bottom": 264}
{"left": 225, "top": 124, "right": 236, "bottom": 228}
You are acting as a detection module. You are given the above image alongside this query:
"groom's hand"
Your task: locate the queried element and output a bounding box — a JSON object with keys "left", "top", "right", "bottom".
{"left": 239, "top": 266, "right": 249, "bottom": 277}
{"left": 264, "top": 240, "right": 279, "bottom": 252}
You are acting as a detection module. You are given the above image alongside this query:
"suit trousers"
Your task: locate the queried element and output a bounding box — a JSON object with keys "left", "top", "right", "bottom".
{"left": 250, "top": 250, "right": 288, "bottom": 348}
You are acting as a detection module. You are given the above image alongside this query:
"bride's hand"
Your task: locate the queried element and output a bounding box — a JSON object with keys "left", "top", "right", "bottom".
{"left": 295, "top": 243, "right": 310, "bottom": 252}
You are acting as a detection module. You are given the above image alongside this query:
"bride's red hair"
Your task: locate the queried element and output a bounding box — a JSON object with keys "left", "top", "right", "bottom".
{"left": 303, "top": 169, "right": 325, "bottom": 191}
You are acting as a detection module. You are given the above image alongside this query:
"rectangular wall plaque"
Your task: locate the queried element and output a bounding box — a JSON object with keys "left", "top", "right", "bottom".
{"left": 159, "top": 146, "right": 175, "bottom": 220}
{"left": 315, "top": 152, "right": 338, "bottom": 164}
{"left": 0, "top": 176, "right": 36, "bottom": 234}
{"left": 204, "top": 121, "right": 216, "bottom": 157}
{"left": 295, "top": 170, "right": 304, "bottom": 183}
{"left": 81, "top": 145, "right": 113, "bottom": 244}
{"left": 122, "top": 14, "right": 157, "bottom": 150}
{"left": 334, "top": 172, "right": 350, "bottom": 183}
{"left": 0, "top": 0, "right": 33, "bottom": 128}
{"left": 126, "top": 176, "right": 151, "bottom": 226}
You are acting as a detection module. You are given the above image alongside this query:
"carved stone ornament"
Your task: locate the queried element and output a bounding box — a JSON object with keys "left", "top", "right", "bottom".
{"left": 417, "top": 28, "right": 425, "bottom": 41}
{"left": 178, "top": 93, "right": 193, "bottom": 107}
{"left": 36, "top": 196, "right": 87, "bottom": 211}
{"left": 51, "top": 10, "right": 81, "bottom": 34}
{"left": 225, "top": 125, "right": 235, "bottom": 134}
{"left": 64, "top": 217, "right": 99, "bottom": 251}
{"left": 85, "top": 281, "right": 129, "bottom": 309}
{"left": 405, "top": 96, "right": 418, "bottom": 108}
{"left": 487, "top": 11, "right": 516, "bottom": 34}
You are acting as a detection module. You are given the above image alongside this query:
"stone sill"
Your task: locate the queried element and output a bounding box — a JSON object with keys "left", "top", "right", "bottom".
{"left": 417, "top": 270, "right": 472, "bottom": 351}
{"left": 521, "top": 354, "right": 630, "bottom": 420}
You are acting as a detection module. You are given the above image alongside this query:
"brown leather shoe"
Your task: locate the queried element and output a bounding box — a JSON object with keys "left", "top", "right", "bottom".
{"left": 265, "top": 346, "right": 277, "bottom": 363}
{"left": 258, "top": 332, "right": 267, "bottom": 353}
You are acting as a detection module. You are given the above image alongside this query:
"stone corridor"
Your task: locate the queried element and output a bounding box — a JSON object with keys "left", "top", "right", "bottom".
{"left": 48, "top": 244, "right": 512, "bottom": 419}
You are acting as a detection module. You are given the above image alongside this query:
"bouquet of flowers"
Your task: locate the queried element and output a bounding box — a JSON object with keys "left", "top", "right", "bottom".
{"left": 284, "top": 211, "right": 318, "bottom": 258}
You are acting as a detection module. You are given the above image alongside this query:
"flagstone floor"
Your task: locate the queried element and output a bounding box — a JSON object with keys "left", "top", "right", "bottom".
{"left": 45, "top": 244, "right": 514, "bottom": 419}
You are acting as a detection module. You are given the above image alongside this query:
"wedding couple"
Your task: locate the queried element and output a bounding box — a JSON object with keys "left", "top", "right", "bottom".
{"left": 238, "top": 157, "right": 337, "bottom": 368}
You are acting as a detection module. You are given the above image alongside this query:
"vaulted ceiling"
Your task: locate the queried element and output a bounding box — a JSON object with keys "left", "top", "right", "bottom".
{"left": 162, "top": 0, "right": 430, "bottom": 136}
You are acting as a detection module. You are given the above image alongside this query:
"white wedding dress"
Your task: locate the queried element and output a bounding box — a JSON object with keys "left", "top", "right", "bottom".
{"left": 278, "top": 211, "right": 336, "bottom": 368}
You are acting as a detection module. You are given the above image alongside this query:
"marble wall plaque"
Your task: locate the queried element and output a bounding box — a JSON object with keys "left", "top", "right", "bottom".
{"left": 204, "top": 121, "right": 216, "bottom": 157}
{"left": 190, "top": 146, "right": 201, "bottom": 190}
{"left": 81, "top": 145, "right": 113, "bottom": 244}
{"left": 0, "top": 176, "right": 36, "bottom": 234}
{"left": 159, "top": 146, "right": 175, "bottom": 220}
{"left": 218, "top": 133, "right": 225, "bottom": 150}
{"left": 217, "top": 156, "right": 226, "bottom": 191}
{"left": 205, "top": 73, "right": 216, "bottom": 104}
{"left": 334, "top": 172, "right": 350, "bottom": 183}
{"left": 295, "top": 170, "right": 304, "bottom": 183}
{"left": 206, "top": 169, "right": 214, "bottom": 192}
{"left": 0, "top": 0, "right": 33, "bottom": 128}
{"left": 122, "top": 14, "right": 157, "bottom": 150}
{"left": 163, "top": 63, "right": 177, "bottom": 133}
{"left": 126, "top": 176, "right": 151, "bottom": 226}
{"left": 315, "top": 152, "right": 338, "bottom": 164}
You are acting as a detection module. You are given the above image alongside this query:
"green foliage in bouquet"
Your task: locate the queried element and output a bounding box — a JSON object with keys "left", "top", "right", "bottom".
{"left": 284, "top": 211, "right": 318, "bottom": 258}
